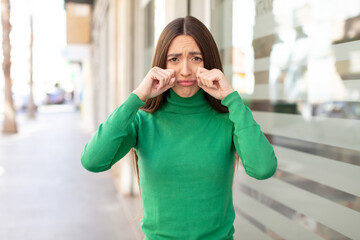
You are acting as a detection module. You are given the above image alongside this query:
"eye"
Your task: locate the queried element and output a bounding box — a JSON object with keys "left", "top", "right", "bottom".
{"left": 168, "top": 57, "right": 178, "bottom": 62}
{"left": 192, "top": 56, "right": 203, "bottom": 62}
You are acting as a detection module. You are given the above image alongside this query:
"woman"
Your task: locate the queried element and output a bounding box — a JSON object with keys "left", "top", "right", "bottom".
{"left": 81, "top": 16, "right": 277, "bottom": 240}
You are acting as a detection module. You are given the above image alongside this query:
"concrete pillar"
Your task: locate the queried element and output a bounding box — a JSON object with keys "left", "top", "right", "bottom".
{"left": 111, "top": 0, "right": 140, "bottom": 196}
{"left": 189, "top": 0, "right": 211, "bottom": 29}
{"left": 165, "top": 0, "right": 188, "bottom": 24}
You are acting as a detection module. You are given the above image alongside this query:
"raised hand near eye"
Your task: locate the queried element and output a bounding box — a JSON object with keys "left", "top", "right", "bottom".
{"left": 196, "top": 67, "right": 235, "bottom": 100}
{"left": 133, "top": 67, "right": 176, "bottom": 101}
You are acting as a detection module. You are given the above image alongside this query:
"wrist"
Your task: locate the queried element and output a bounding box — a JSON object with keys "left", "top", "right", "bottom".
{"left": 132, "top": 90, "right": 147, "bottom": 102}
{"left": 221, "top": 90, "right": 236, "bottom": 100}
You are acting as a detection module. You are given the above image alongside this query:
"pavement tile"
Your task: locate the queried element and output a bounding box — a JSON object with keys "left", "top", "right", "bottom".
{"left": 0, "top": 106, "right": 139, "bottom": 240}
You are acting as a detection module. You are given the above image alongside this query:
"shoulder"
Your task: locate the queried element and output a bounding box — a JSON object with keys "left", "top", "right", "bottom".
{"left": 209, "top": 109, "right": 233, "bottom": 128}
{"left": 136, "top": 109, "right": 162, "bottom": 123}
{"left": 136, "top": 109, "right": 152, "bottom": 120}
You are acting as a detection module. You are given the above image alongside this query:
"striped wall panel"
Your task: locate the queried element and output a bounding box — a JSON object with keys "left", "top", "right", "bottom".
{"left": 233, "top": 188, "right": 324, "bottom": 240}
{"left": 233, "top": 211, "right": 273, "bottom": 240}
{"left": 234, "top": 171, "right": 360, "bottom": 239}
{"left": 274, "top": 146, "right": 360, "bottom": 197}
{"left": 240, "top": 80, "right": 360, "bottom": 102}
{"left": 253, "top": 111, "right": 360, "bottom": 151}
{"left": 227, "top": 0, "right": 360, "bottom": 239}
{"left": 254, "top": 41, "right": 360, "bottom": 73}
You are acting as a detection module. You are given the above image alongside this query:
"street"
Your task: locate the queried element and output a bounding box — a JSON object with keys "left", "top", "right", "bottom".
{"left": 0, "top": 105, "right": 141, "bottom": 240}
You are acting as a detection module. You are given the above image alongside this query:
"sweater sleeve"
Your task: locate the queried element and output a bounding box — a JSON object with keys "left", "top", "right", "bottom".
{"left": 81, "top": 93, "right": 145, "bottom": 172}
{"left": 221, "top": 91, "right": 277, "bottom": 180}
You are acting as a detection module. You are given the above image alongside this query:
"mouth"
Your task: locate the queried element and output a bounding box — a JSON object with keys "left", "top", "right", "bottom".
{"left": 177, "top": 80, "right": 197, "bottom": 87}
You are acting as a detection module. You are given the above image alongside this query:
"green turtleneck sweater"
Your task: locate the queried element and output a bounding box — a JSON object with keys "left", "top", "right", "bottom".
{"left": 81, "top": 89, "right": 277, "bottom": 240}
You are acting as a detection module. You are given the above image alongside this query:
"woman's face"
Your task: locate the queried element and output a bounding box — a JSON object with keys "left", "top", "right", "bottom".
{"left": 166, "top": 35, "right": 204, "bottom": 98}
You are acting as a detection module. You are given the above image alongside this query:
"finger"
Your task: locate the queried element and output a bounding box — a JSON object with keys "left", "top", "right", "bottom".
{"left": 213, "top": 80, "right": 220, "bottom": 89}
{"left": 164, "top": 69, "right": 176, "bottom": 88}
{"left": 151, "top": 78, "right": 159, "bottom": 89}
{"left": 206, "top": 71, "right": 221, "bottom": 89}
{"left": 196, "top": 67, "right": 201, "bottom": 79}
{"left": 162, "top": 67, "right": 175, "bottom": 76}
{"left": 149, "top": 70, "right": 159, "bottom": 89}
{"left": 202, "top": 76, "right": 212, "bottom": 88}
{"left": 201, "top": 85, "right": 212, "bottom": 93}
{"left": 196, "top": 75, "right": 202, "bottom": 87}
{"left": 199, "top": 84, "right": 216, "bottom": 97}
{"left": 197, "top": 66, "right": 208, "bottom": 75}
{"left": 200, "top": 72, "right": 214, "bottom": 88}
{"left": 154, "top": 67, "right": 169, "bottom": 79}
{"left": 159, "top": 68, "right": 172, "bottom": 79}
{"left": 158, "top": 76, "right": 176, "bottom": 93}
{"left": 159, "top": 71, "right": 174, "bottom": 89}
{"left": 155, "top": 68, "right": 169, "bottom": 85}
{"left": 169, "top": 77, "right": 176, "bottom": 87}
{"left": 197, "top": 71, "right": 207, "bottom": 86}
{"left": 205, "top": 72, "right": 215, "bottom": 88}
{"left": 200, "top": 76, "right": 207, "bottom": 88}
{"left": 207, "top": 80, "right": 215, "bottom": 89}
{"left": 165, "top": 68, "right": 176, "bottom": 78}
{"left": 158, "top": 76, "right": 167, "bottom": 90}
{"left": 151, "top": 73, "right": 165, "bottom": 89}
{"left": 197, "top": 67, "right": 206, "bottom": 76}
{"left": 163, "top": 69, "right": 175, "bottom": 85}
{"left": 197, "top": 81, "right": 209, "bottom": 93}
{"left": 198, "top": 68, "right": 213, "bottom": 83}
{"left": 197, "top": 67, "right": 207, "bottom": 80}
{"left": 212, "top": 69, "right": 224, "bottom": 89}
{"left": 157, "top": 68, "right": 174, "bottom": 88}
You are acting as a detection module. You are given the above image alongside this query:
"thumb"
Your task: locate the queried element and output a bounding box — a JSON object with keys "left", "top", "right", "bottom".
{"left": 197, "top": 67, "right": 207, "bottom": 75}
{"left": 169, "top": 77, "right": 176, "bottom": 86}
{"left": 165, "top": 68, "right": 176, "bottom": 78}
{"left": 197, "top": 66, "right": 209, "bottom": 77}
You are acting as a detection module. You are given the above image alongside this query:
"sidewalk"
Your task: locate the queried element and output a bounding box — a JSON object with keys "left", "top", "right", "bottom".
{"left": 0, "top": 105, "right": 142, "bottom": 240}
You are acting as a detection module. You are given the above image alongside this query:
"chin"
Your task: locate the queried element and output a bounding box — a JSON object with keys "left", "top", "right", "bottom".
{"left": 172, "top": 85, "right": 200, "bottom": 97}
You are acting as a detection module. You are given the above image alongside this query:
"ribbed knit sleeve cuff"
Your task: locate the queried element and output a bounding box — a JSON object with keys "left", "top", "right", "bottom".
{"left": 126, "top": 93, "right": 146, "bottom": 109}
{"left": 221, "top": 91, "right": 244, "bottom": 109}
{"left": 221, "top": 90, "right": 256, "bottom": 130}
{"left": 106, "top": 93, "right": 145, "bottom": 127}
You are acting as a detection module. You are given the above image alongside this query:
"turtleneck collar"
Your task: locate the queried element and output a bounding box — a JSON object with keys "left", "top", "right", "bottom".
{"left": 161, "top": 88, "right": 212, "bottom": 114}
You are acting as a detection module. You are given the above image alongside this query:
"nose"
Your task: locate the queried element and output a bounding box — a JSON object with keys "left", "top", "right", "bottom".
{"left": 180, "top": 60, "right": 191, "bottom": 77}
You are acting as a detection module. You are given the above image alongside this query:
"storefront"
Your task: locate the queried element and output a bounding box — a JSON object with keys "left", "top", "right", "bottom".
{"left": 81, "top": 0, "right": 360, "bottom": 238}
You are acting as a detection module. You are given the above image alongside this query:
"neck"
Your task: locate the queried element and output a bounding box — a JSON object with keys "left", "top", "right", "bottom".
{"left": 161, "top": 88, "right": 211, "bottom": 114}
{"left": 171, "top": 87, "right": 200, "bottom": 98}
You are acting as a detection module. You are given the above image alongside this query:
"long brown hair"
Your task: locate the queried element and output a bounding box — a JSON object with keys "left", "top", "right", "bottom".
{"left": 132, "top": 16, "right": 235, "bottom": 186}
{"left": 142, "top": 16, "right": 228, "bottom": 113}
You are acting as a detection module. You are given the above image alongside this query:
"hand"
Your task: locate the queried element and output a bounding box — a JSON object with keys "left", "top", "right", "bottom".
{"left": 133, "top": 67, "right": 176, "bottom": 101}
{"left": 196, "top": 67, "right": 235, "bottom": 100}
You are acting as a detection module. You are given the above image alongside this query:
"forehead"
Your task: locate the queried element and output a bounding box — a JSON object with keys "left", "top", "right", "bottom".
{"left": 168, "top": 35, "right": 201, "bottom": 53}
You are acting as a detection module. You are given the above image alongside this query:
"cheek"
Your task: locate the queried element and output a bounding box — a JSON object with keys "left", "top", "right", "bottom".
{"left": 190, "top": 62, "right": 203, "bottom": 73}
{"left": 166, "top": 64, "right": 179, "bottom": 75}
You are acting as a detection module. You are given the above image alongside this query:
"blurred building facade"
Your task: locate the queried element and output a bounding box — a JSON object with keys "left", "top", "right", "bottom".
{"left": 64, "top": 0, "right": 360, "bottom": 239}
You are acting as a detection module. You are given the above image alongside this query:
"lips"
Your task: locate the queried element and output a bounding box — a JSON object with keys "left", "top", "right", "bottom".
{"left": 177, "top": 80, "right": 197, "bottom": 87}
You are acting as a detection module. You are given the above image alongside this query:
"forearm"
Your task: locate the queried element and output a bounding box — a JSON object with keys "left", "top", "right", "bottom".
{"left": 81, "top": 93, "right": 145, "bottom": 172}
{"left": 222, "top": 91, "right": 277, "bottom": 179}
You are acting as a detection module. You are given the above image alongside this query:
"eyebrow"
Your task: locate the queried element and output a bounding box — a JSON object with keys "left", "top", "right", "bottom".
{"left": 167, "top": 51, "right": 202, "bottom": 57}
